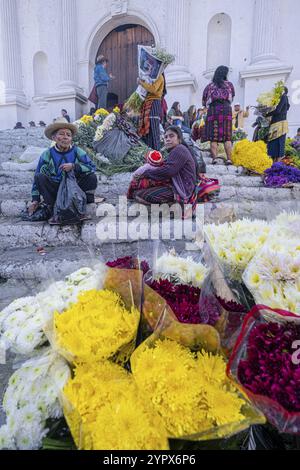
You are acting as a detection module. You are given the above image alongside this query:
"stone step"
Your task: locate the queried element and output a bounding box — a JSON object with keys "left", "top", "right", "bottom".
{"left": 0, "top": 199, "right": 299, "bottom": 250}
{"left": 0, "top": 184, "right": 298, "bottom": 218}
{"left": 0, "top": 241, "right": 187, "bottom": 283}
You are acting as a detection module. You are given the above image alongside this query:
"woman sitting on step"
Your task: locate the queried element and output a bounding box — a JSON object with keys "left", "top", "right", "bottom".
{"left": 27, "top": 119, "right": 98, "bottom": 225}
{"left": 130, "top": 126, "right": 220, "bottom": 207}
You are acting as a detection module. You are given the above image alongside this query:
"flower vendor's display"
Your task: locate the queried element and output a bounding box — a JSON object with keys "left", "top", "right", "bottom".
{"left": 0, "top": 349, "right": 70, "bottom": 450}
{"left": 257, "top": 80, "right": 285, "bottom": 110}
{"left": 228, "top": 306, "right": 300, "bottom": 434}
{"left": 205, "top": 218, "right": 271, "bottom": 282}
{"left": 131, "top": 337, "right": 264, "bottom": 440}
{"left": 0, "top": 265, "right": 107, "bottom": 355}
{"left": 125, "top": 46, "right": 174, "bottom": 113}
{"left": 62, "top": 361, "right": 169, "bottom": 450}
{"left": 94, "top": 112, "right": 116, "bottom": 141}
{"left": 243, "top": 228, "right": 300, "bottom": 315}
{"left": 53, "top": 289, "right": 140, "bottom": 363}
{"left": 232, "top": 127, "right": 248, "bottom": 142}
{"left": 231, "top": 139, "right": 273, "bottom": 174}
{"left": 153, "top": 250, "right": 208, "bottom": 288}
{"left": 264, "top": 162, "right": 300, "bottom": 187}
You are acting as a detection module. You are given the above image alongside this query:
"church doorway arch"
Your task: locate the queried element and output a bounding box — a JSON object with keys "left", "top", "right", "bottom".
{"left": 96, "top": 24, "right": 155, "bottom": 105}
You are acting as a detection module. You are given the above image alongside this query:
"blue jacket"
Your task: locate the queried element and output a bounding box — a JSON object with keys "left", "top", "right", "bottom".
{"left": 32, "top": 146, "right": 96, "bottom": 201}
{"left": 94, "top": 64, "right": 110, "bottom": 87}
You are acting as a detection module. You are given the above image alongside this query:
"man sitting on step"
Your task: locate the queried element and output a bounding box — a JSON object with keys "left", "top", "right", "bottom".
{"left": 27, "top": 118, "right": 97, "bottom": 225}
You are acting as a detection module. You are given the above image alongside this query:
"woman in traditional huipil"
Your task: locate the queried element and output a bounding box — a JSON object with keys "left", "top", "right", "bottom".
{"left": 202, "top": 66, "right": 235, "bottom": 164}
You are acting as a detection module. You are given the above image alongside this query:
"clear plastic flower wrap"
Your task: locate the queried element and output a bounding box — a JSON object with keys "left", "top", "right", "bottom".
{"left": 227, "top": 305, "right": 300, "bottom": 434}
{"left": 203, "top": 219, "right": 270, "bottom": 310}
{"left": 140, "top": 245, "right": 212, "bottom": 343}
{"left": 243, "top": 217, "right": 300, "bottom": 315}
{"left": 61, "top": 361, "right": 169, "bottom": 450}
{"left": 130, "top": 308, "right": 265, "bottom": 441}
{"left": 44, "top": 267, "right": 143, "bottom": 366}
{"left": 198, "top": 274, "right": 247, "bottom": 357}
{"left": 0, "top": 263, "right": 108, "bottom": 356}
{"left": 0, "top": 348, "right": 71, "bottom": 450}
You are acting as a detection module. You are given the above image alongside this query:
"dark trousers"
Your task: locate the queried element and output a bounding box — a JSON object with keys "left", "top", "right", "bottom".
{"left": 96, "top": 85, "right": 108, "bottom": 109}
{"left": 35, "top": 173, "right": 98, "bottom": 207}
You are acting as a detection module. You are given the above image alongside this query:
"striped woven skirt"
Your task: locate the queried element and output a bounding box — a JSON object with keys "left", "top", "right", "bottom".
{"left": 133, "top": 185, "right": 174, "bottom": 204}
{"left": 139, "top": 99, "right": 162, "bottom": 151}
{"left": 205, "top": 101, "right": 232, "bottom": 143}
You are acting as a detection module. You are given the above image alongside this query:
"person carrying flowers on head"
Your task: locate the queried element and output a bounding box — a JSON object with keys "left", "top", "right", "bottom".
{"left": 127, "top": 150, "right": 170, "bottom": 199}
{"left": 27, "top": 118, "right": 98, "bottom": 224}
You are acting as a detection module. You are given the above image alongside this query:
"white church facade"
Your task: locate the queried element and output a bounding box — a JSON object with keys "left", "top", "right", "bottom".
{"left": 0, "top": 0, "right": 299, "bottom": 137}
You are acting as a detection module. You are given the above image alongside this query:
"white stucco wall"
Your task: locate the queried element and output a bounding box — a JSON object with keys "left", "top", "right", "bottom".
{"left": 0, "top": 0, "right": 299, "bottom": 134}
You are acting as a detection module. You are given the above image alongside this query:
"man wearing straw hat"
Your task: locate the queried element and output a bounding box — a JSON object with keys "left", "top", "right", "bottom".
{"left": 27, "top": 118, "right": 97, "bottom": 224}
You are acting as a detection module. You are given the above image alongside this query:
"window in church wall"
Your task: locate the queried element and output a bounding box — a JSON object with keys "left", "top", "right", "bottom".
{"left": 206, "top": 13, "right": 231, "bottom": 72}
{"left": 33, "top": 51, "right": 49, "bottom": 97}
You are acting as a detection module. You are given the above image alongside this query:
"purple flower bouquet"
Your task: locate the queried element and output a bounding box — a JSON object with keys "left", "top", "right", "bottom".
{"left": 227, "top": 305, "right": 300, "bottom": 434}
{"left": 264, "top": 162, "right": 300, "bottom": 187}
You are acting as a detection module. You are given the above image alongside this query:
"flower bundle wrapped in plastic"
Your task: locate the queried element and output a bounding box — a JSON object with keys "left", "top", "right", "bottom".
{"left": 125, "top": 46, "right": 174, "bottom": 113}
{"left": 143, "top": 250, "right": 212, "bottom": 328}
{"left": 152, "top": 249, "right": 208, "bottom": 288}
{"left": 0, "top": 264, "right": 107, "bottom": 355}
{"left": 243, "top": 216, "right": 300, "bottom": 314}
{"left": 227, "top": 305, "right": 300, "bottom": 434}
{"left": 257, "top": 80, "right": 285, "bottom": 112}
{"left": 131, "top": 311, "right": 265, "bottom": 440}
{"left": 264, "top": 162, "right": 300, "bottom": 187}
{"left": 0, "top": 348, "right": 70, "bottom": 450}
{"left": 53, "top": 288, "right": 140, "bottom": 364}
{"left": 205, "top": 218, "right": 271, "bottom": 283}
{"left": 62, "top": 361, "right": 169, "bottom": 450}
{"left": 231, "top": 139, "right": 273, "bottom": 174}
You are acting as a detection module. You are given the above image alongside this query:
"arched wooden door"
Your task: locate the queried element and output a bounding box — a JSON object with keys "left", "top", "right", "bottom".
{"left": 97, "top": 24, "right": 155, "bottom": 106}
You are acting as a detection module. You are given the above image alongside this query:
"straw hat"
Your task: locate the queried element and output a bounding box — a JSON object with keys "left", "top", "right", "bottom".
{"left": 44, "top": 117, "right": 77, "bottom": 140}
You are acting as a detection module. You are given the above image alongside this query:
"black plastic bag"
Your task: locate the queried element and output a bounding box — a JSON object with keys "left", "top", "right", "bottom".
{"left": 21, "top": 203, "right": 51, "bottom": 222}
{"left": 54, "top": 171, "right": 86, "bottom": 223}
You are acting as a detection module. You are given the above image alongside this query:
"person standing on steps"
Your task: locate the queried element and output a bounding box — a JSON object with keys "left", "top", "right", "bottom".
{"left": 94, "top": 56, "right": 115, "bottom": 110}
{"left": 202, "top": 65, "right": 235, "bottom": 165}
{"left": 27, "top": 118, "right": 98, "bottom": 225}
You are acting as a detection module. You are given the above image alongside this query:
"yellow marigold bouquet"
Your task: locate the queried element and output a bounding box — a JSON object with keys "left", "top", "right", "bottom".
{"left": 53, "top": 289, "right": 140, "bottom": 364}
{"left": 62, "top": 361, "right": 169, "bottom": 450}
{"left": 94, "top": 108, "right": 109, "bottom": 117}
{"left": 231, "top": 139, "right": 273, "bottom": 174}
{"left": 131, "top": 338, "right": 265, "bottom": 440}
{"left": 79, "top": 114, "right": 94, "bottom": 125}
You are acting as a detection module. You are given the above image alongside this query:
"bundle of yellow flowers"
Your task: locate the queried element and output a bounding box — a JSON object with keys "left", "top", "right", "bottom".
{"left": 63, "top": 361, "right": 169, "bottom": 450}
{"left": 54, "top": 289, "right": 140, "bottom": 363}
{"left": 257, "top": 80, "right": 285, "bottom": 108}
{"left": 131, "top": 338, "right": 264, "bottom": 439}
{"left": 79, "top": 114, "right": 94, "bottom": 125}
{"left": 231, "top": 139, "right": 273, "bottom": 174}
{"left": 94, "top": 108, "right": 109, "bottom": 116}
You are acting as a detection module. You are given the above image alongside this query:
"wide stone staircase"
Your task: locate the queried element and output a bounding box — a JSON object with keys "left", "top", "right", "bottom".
{"left": 0, "top": 127, "right": 300, "bottom": 306}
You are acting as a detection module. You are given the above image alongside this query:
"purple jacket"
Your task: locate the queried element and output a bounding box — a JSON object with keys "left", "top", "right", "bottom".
{"left": 142, "top": 144, "right": 197, "bottom": 200}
